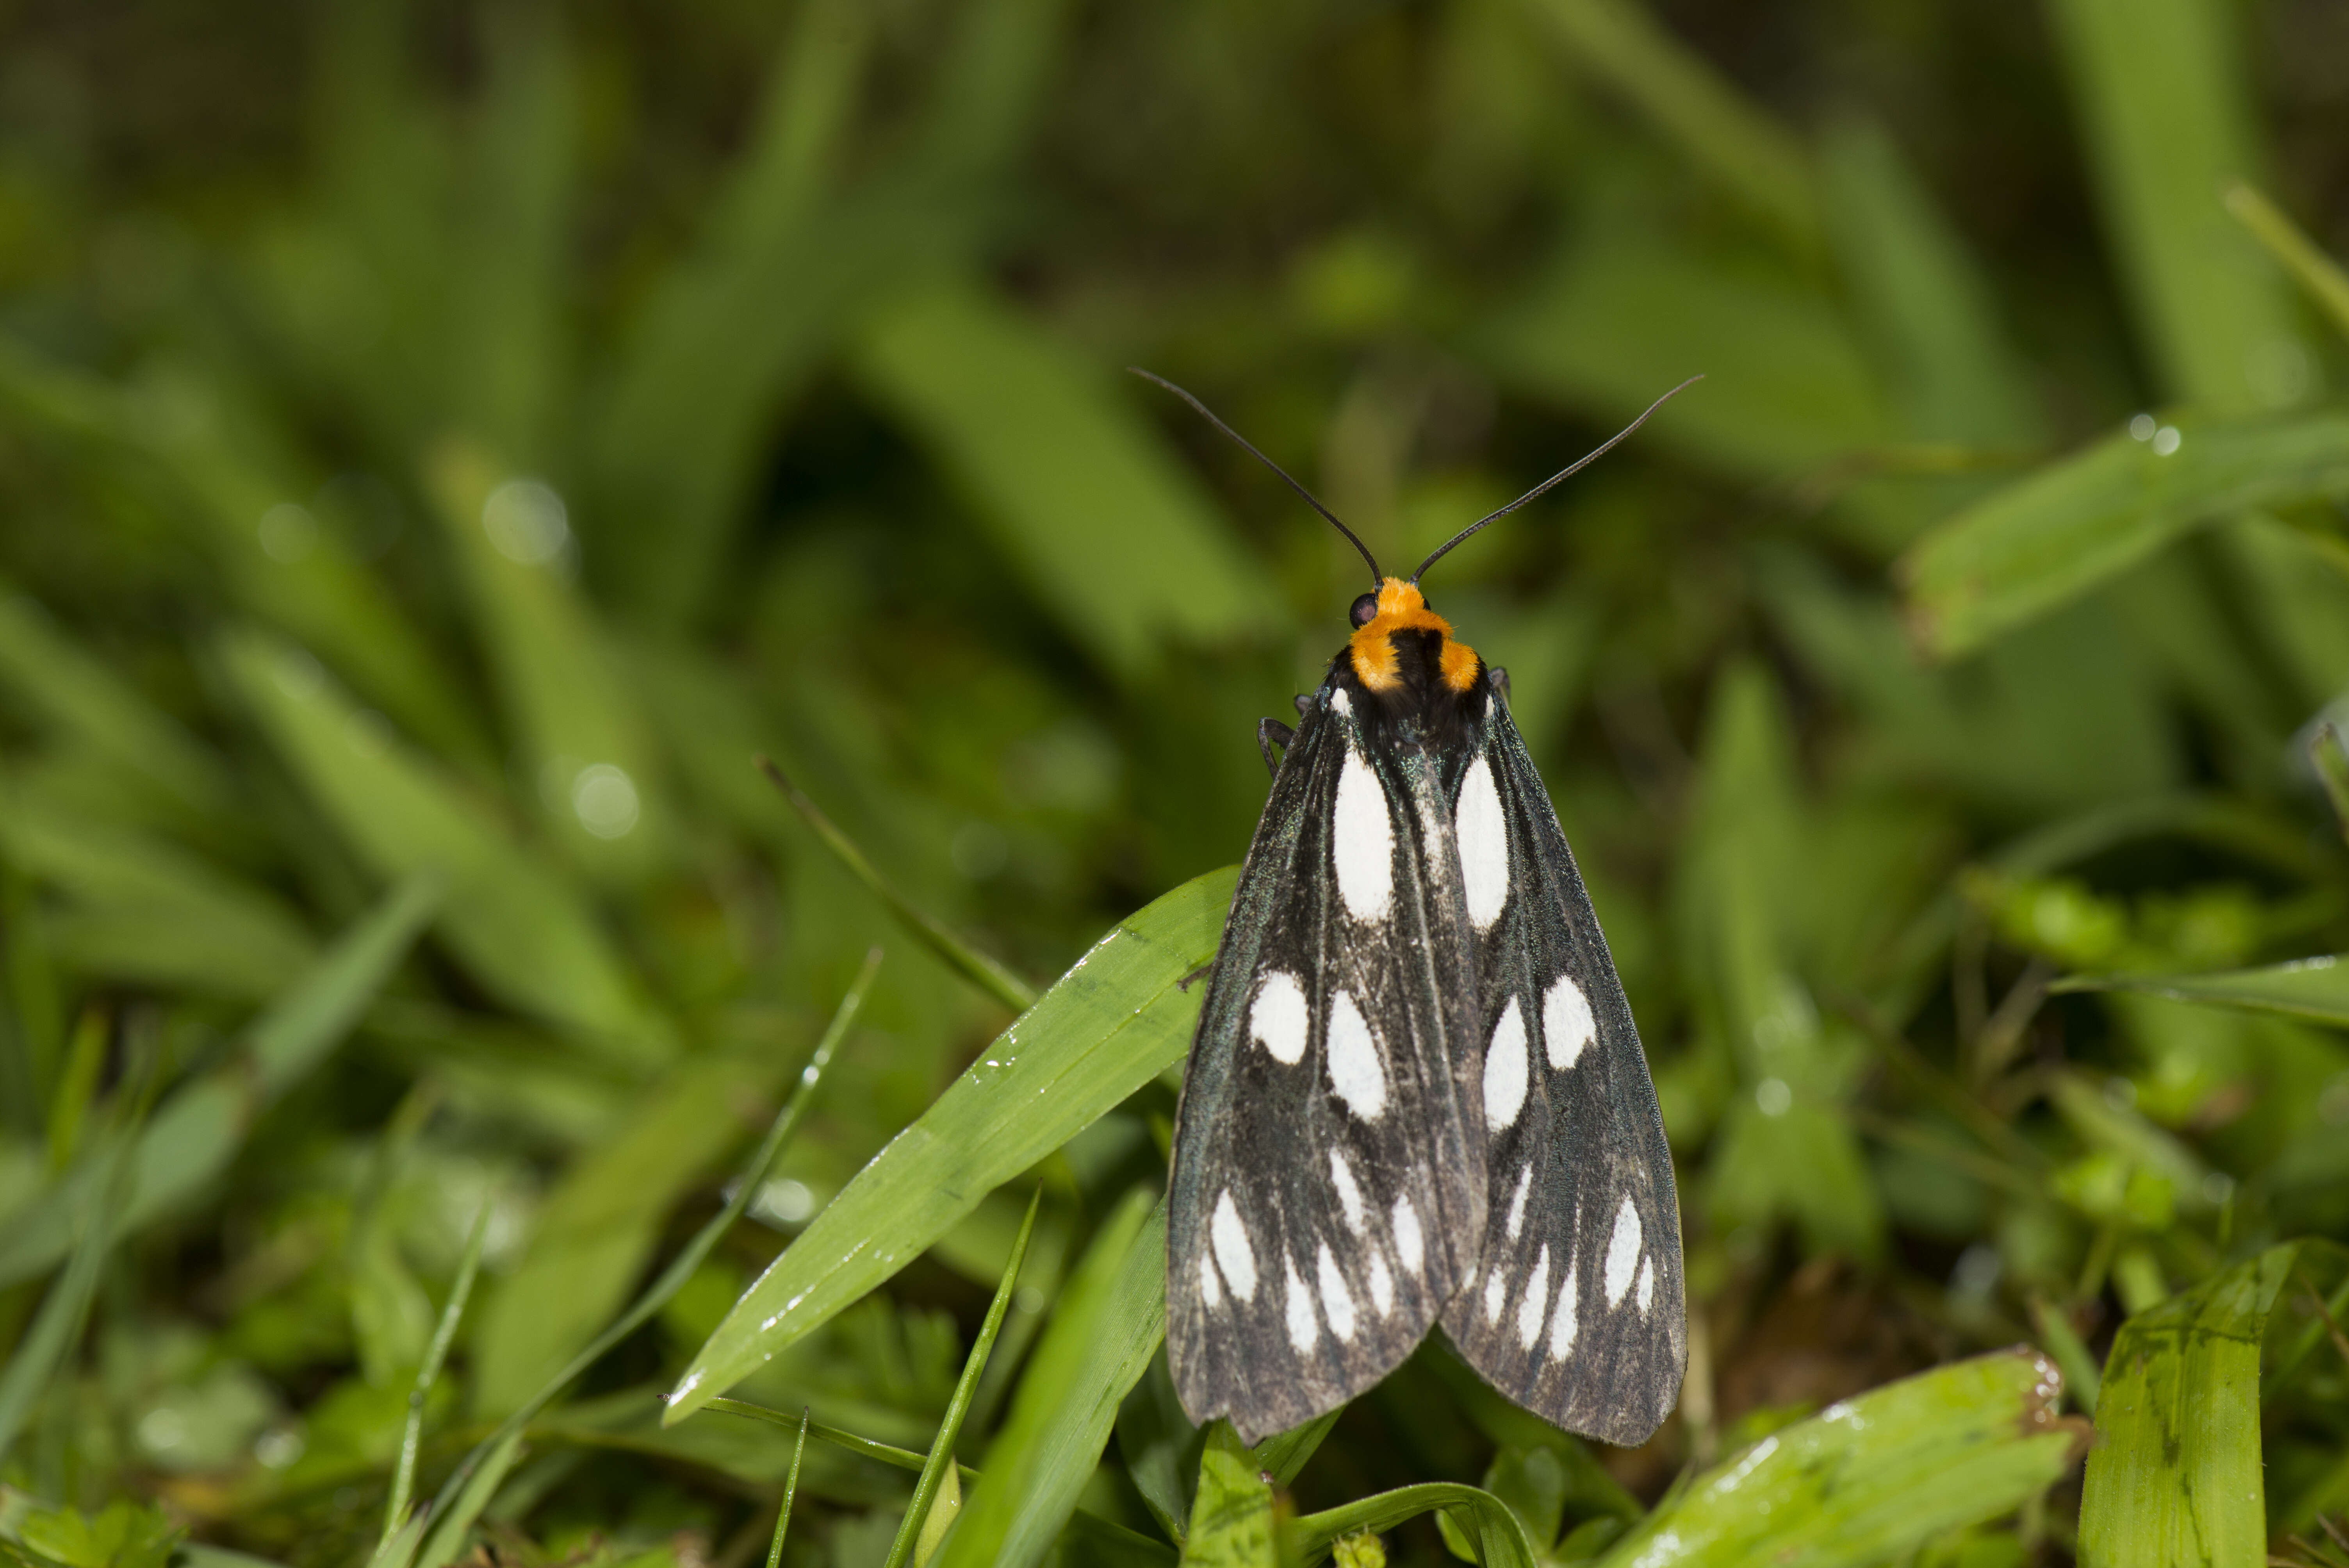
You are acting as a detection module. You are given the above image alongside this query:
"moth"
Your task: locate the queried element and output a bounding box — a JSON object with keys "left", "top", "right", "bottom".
{"left": 1145, "top": 371, "right": 1693, "bottom": 1447}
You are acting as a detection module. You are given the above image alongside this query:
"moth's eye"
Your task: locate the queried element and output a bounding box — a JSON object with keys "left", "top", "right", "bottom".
{"left": 1348, "top": 592, "right": 1379, "bottom": 628}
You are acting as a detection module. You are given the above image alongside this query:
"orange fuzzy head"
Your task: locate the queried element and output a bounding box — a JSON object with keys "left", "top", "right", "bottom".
{"left": 1347, "top": 577, "right": 1481, "bottom": 695}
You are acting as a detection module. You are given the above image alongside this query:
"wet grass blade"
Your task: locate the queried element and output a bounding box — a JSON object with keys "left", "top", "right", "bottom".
{"left": 2055, "top": 954, "right": 2349, "bottom": 1025}
{"left": 759, "top": 756, "right": 1034, "bottom": 1011}
{"left": 417, "top": 953, "right": 877, "bottom": 1536}
{"left": 1292, "top": 1483, "right": 1538, "bottom": 1568}
{"left": 882, "top": 1187, "right": 1042, "bottom": 1568}
{"left": 2226, "top": 184, "right": 2349, "bottom": 342}
{"left": 668, "top": 868, "right": 1233, "bottom": 1421}
{"left": 937, "top": 1189, "right": 1164, "bottom": 1568}
{"left": 1898, "top": 408, "right": 2349, "bottom": 657}
{"left": 383, "top": 1199, "right": 493, "bottom": 1547}
{"left": 1592, "top": 1351, "right": 2085, "bottom": 1567}
{"left": 765, "top": 1411, "right": 811, "bottom": 1568}
{"left": 2080, "top": 1245, "right": 2295, "bottom": 1568}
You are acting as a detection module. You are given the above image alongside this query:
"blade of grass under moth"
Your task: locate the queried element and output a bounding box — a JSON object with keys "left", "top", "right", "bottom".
{"left": 2225, "top": 185, "right": 2349, "bottom": 343}
{"left": 415, "top": 951, "right": 878, "bottom": 1538}
{"left": 382, "top": 1198, "right": 494, "bottom": 1548}
{"left": 1181, "top": 1425, "right": 1280, "bottom": 1568}
{"left": 765, "top": 1411, "right": 811, "bottom": 1568}
{"left": 758, "top": 756, "right": 1035, "bottom": 1012}
{"left": 882, "top": 1187, "right": 1042, "bottom": 1568}
{"left": 1291, "top": 1482, "right": 1540, "bottom": 1568}
{"left": 669, "top": 867, "right": 1232, "bottom": 1421}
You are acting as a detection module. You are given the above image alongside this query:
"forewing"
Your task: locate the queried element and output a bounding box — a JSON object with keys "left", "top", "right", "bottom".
{"left": 1168, "top": 685, "right": 1485, "bottom": 1443}
{"left": 1439, "top": 693, "right": 1686, "bottom": 1446}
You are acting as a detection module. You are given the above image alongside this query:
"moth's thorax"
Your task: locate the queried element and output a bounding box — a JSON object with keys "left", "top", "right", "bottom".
{"left": 1349, "top": 578, "right": 1479, "bottom": 696}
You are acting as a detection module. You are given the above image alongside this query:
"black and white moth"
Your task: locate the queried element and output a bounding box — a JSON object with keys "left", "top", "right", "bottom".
{"left": 1147, "top": 372, "right": 1693, "bottom": 1447}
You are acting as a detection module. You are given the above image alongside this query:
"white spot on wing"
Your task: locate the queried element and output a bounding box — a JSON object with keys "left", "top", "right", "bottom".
{"left": 1249, "top": 970, "right": 1309, "bottom": 1065}
{"left": 1331, "top": 688, "right": 1352, "bottom": 715}
{"left": 1483, "top": 997, "right": 1529, "bottom": 1131}
{"left": 1392, "top": 1195, "right": 1424, "bottom": 1276}
{"left": 1330, "top": 1149, "right": 1367, "bottom": 1235}
{"left": 1332, "top": 748, "right": 1394, "bottom": 921}
{"left": 1549, "top": 1261, "right": 1580, "bottom": 1357}
{"left": 1504, "top": 1164, "right": 1534, "bottom": 1242}
{"left": 1457, "top": 754, "right": 1509, "bottom": 931}
{"left": 1317, "top": 1243, "right": 1356, "bottom": 1342}
{"left": 1517, "top": 1245, "right": 1552, "bottom": 1349}
{"left": 1483, "top": 1265, "right": 1507, "bottom": 1322}
{"left": 1326, "top": 991, "right": 1387, "bottom": 1119}
{"left": 1284, "top": 1256, "right": 1319, "bottom": 1352}
{"left": 1200, "top": 1248, "right": 1223, "bottom": 1310}
{"left": 1635, "top": 1254, "right": 1655, "bottom": 1314}
{"left": 1366, "top": 1252, "right": 1394, "bottom": 1316}
{"left": 1212, "top": 1191, "right": 1258, "bottom": 1303}
{"left": 1603, "top": 1197, "right": 1642, "bottom": 1306}
{"left": 1544, "top": 975, "right": 1596, "bottom": 1069}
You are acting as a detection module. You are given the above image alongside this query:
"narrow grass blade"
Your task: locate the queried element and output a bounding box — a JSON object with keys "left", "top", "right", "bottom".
{"left": 383, "top": 1199, "right": 494, "bottom": 1548}
{"left": 1592, "top": 1350, "right": 2085, "bottom": 1567}
{"left": 0, "top": 1138, "right": 130, "bottom": 1461}
{"left": 1898, "top": 408, "right": 2349, "bottom": 657}
{"left": 2055, "top": 955, "right": 2349, "bottom": 1025}
{"left": 937, "top": 1190, "right": 1164, "bottom": 1568}
{"left": 2046, "top": 0, "right": 2304, "bottom": 413}
{"left": 1180, "top": 1426, "right": 1278, "bottom": 1568}
{"left": 852, "top": 285, "right": 1281, "bottom": 682}
{"left": 1513, "top": 0, "right": 1819, "bottom": 255}
{"left": 419, "top": 954, "right": 877, "bottom": 1535}
{"left": 1292, "top": 1484, "right": 1539, "bottom": 1568}
{"left": 759, "top": 757, "right": 1034, "bottom": 1012}
{"left": 2029, "top": 1295, "right": 2101, "bottom": 1418}
{"left": 710, "top": 1399, "right": 978, "bottom": 1485}
{"left": 0, "top": 876, "right": 437, "bottom": 1288}
{"left": 882, "top": 1187, "right": 1043, "bottom": 1568}
{"left": 2312, "top": 723, "right": 2349, "bottom": 845}
{"left": 416, "top": 1427, "right": 525, "bottom": 1568}
{"left": 364, "top": 1509, "right": 430, "bottom": 1568}
{"left": 221, "top": 626, "right": 668, "bottom": 1062}
{"left": 765, "top": 1411, "right": 811, "bottom": 1568}
{"left": 2226, "top": 185, "right": 2349, "bottom": 342}
{"left": 668, "top": 868, "right": 1233, "bottom": 1422}
{"left": 2080, "top": 1245, "right": 2295, "bottom": 1568}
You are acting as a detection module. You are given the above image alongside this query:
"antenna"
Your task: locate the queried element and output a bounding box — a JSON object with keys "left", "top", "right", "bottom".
{"left": 1129, "top": 368, "right": 1384, "bottom": 588}
{"left": 1410, "top": 375, "right": 1702, "bottom": 583}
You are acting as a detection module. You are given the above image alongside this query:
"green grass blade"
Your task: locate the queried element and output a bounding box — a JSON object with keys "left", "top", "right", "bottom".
{"left": 0, "top": 1138, "right": 130, "bottom": 1462}
{"left": 220, "top": 625, "right": 668, "bottom": 1063}
{"left": 1180, "top": 1426, "right": 1278, "bottom": 1568}
{"left": 883, "top": 1187, "right": 1043, "bottom": 1568}
{"left": 766, "top": 1410, "right": 811, "bottom": 1568}
{"left": 759, "top": 756, "right": 1035, "bottom": 1011}
{"left": 2046, "top": 0, "right": 2306, "bottom": 413}
{"left": 666, "top": 868, "right": 1234, "bottom": 1421}
{"left": 2054, "top": 954, "right": 2349, "bottom": 1024}
{"left": 420, "top": 954, "right": 876, "bottom": 1531}
{"left": 1898, "top": 408, "right": 2349, "bottom": 658}
{"left": 937, "top": 1189, "right": 1164, "bottom": 1568}
{"left": 0, "top": 876, "right": 437, "bottom": 1287}
{"left": 2225, "top": 184, "right": 2349, "bottom": 343}
{"left": 2311, "top": 723, "right": 2349, "bottom": 845}
{"left": 1292, "top": 1483, "right": 1539, "bottom": 1568}
{"left": 2079, "top": 1245, "right": 2295, "bottom": 1568}
{"left": 1592, "top": 1350, "right": 2084, "bottom": 1567}
{"left": 853, "top": 285, "right": 1282, "bottom": 683}
{"left": 383, "top": 1199, "right": 493, "bottom": 1547}
{"left": 1511, "top": 0, "right": 1820, "bottom": 255}
{"left": 710, "top": 1399, "right": 979, "bottom": 1484}
{"left": 415, "top": 1427, "right": 525, "bottom": 1568}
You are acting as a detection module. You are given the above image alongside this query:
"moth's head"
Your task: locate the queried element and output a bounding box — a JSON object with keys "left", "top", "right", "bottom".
{"left": 1348, "top": 576, "right": 1479, "bottom": 694}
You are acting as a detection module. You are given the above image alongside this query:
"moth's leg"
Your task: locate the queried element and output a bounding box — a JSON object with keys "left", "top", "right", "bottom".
{"left": 1256, "top": 718, "right": 1296, "bottom": 778}
{"left": 1489, "top": 665, "right": 1511, "bottom": 704}
{"left": 1292, "top": 692, "right": 1314, "bottom": 719}
{"left": 1178, "top": 956, "right": 1217, "bottom": 991}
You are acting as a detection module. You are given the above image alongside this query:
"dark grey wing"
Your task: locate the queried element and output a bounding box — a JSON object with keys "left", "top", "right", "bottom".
{"left": 1168, "top": 682, "right": 1486, "bottom": 1444}
{"left": 1438, "top": 690, "right": 1686, "bottom": 1446}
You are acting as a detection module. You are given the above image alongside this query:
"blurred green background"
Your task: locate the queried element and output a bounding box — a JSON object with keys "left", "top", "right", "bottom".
{"left": 2, "top": 0, "right": 2349, "bottom": 1563}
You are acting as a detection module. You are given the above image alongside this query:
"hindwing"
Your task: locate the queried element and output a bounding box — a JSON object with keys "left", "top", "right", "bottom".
{"left": 1437, "top": 688, "right": 1686, "bottom": 1446}
{"left": 1167, "top": 683, "right": 1486, "bottom": 1443}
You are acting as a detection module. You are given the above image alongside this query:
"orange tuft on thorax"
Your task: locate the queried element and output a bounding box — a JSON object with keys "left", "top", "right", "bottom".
{"left": 1349, "top": 577, "right": 1481, "bottom": 693}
